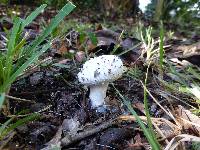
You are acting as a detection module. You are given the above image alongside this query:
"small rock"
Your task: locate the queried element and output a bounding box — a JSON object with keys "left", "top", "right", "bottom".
{"left": 29, "top": 124, "right": 57, "bottom": 146}
{"left": 62, "top": 117, "right": 80, "bottom": 136}
{"left": 75, "top": 51, "right": 85, "bottom": 62}
{"left": 75, "top": 109, "right": 88, "bottom": 125}
{"left": 16, "top": 125, "right": 29, "bottom": 134}
{"left": 82, "top": 138, "right": 97, "bottom": 150}
{"left": 30, "top": 72, "right": 44, "bottom": 85}
{"left": 30, "top": 103, "right": 46, "bottom": 112}
{"left": 99, "top": 128, "right": 132, "bottom": 147}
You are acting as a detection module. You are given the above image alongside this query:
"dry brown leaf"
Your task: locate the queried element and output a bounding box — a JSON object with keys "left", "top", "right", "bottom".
{"left": 170, "top": 41, "right": 200, "bottom": 66}
{"left": 118, "top": 115, "right": 180, "bottom": 139}
{"left": 126, "top": 133, "right": 144, "bottom": 150}
{"left": 164, "top": 134, "right": 200, "bottom": 150}
{"left": 58, "top": 43, "right": 68, "bottom": 54}
{"left": 75, "top": 51, "right": 85, "bottom": 62}
{"left": 175, "top": 105, "right": 200, "bottom": 136}
{"left": 132, "top": 102, "right": 145, "bottom": 114}
{"left": 134, "top": 133, "right": 143, "bottom": 146}
{"left": 87, "top": 39, "right": 97, "bottom": 52}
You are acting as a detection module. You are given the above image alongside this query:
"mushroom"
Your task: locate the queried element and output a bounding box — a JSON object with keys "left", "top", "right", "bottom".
{"left": 78, "top": 55, "right": 126, "bottom": 109}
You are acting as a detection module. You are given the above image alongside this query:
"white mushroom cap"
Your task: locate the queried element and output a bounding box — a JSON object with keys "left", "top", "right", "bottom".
{"left": 78, "top": 55, "right": 126, "bottom": 85}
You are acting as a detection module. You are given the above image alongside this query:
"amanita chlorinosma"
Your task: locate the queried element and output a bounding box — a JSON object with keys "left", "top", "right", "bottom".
{"left": 78, "top": 55, "right": 126, "bottom": 111}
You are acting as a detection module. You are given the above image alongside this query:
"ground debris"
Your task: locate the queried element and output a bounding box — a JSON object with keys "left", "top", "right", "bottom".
{"left": 61, "top": 118, "right": 117, "bottom": 147}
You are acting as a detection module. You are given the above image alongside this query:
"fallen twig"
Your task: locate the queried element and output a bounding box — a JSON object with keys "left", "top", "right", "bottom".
{"left": 42, "top": 125, "right": 63, "bottom": 150}
{"left": 61, "top": 118, "right": 118, "bottom": 146}
{"left": 5, "top": 95, "right": 35, "bottom": 103}
{"left": 61, "top": 115, "right": 181, "bottom": 147}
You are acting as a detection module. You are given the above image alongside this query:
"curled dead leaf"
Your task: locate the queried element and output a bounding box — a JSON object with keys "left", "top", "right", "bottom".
{"left": 175, "top": 105, "right": 200, "bottom": 136}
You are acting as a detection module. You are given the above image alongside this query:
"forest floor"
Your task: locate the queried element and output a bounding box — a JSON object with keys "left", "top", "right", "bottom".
{"left": 1, "top": 4, "right": 200, "bottom": 150}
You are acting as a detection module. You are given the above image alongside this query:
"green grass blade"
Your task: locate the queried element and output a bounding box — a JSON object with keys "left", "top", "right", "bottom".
{"left": 143, "top": 84, "right": 160, "bottom": 147}
{"left": 187, "top": 67, "right": 200, "bottom": 81}
{"left": 0, "top": 59, "right": 4, "bottom": 84}
{"left": 117, "top": 42, "right": 141, "bottom": 56}
{"left": 4, "top": 18, "right": 22, "bottom": 82}
{"left": 113, "top": 85, "right": 160, "bottom": 150}
{"left": 21, "top": 4, "right": 47, "bottom": 29}
{"left": 24, "top": 2, "right": 75, "bottom": 56}
{"left": 11, "top": 36, "right": 27, "bottom": 57}
{"left": 3, "top": 43, "right": 51, "bottom": 91}
{"left": 0, "top": 118, "right": 13, "bottom": 137}
{"left": 0, "top": 93, "right": 5, "bottom": 110}
{"left": 0, "top": 113, "right": 40, "bottom": 140}
{"left": 143, "top": 65, "right": 160, "bottom": 147}
{"left": 159, "top": 21, "right": 164, "bottom": 69}
{"left": 87, "top": 32, "right": 97, "bottom": 45}
{"left": 5, "top": 113, "right": 40, "bottom": 134}
{"left": 7, "top": 17, "right": 22, "bottom": 55}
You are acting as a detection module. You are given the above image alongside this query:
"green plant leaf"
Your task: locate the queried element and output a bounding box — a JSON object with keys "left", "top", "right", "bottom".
{"left": 5, "top": 113, "right": 40, "bottom": 134}
{"left": 24, "top": 2, "right": 76, "bottom": 56}
{"left": 21, "top": 4, "right": 47, "bottom": 29}
{"left": 143, "top": 65, "right": 160, "bottom": 147}
{"left": 113, "top": 85, "right": 160, "bottom": 150}
{"left": 0, "top": 113, "right": 40, "bottom": 140}
{"left": 7, "top": 17, "right": 22, "bottom": 56}
{"left": 3, "top": 43, "right": 51, "bottom": 91}
{"left": 87, "top": 32, "right": 97, "bottom": 45}
{"left": 187, "top": 67, "right": 200, "bottom": 81}
{"left": 12, "top": 39, "right": 26, "bottom": 57}
{"left": 0, "top": 93, "right": 5, "bottom": 110}
{"left": 0, "top": 118, "right": 13, "bottom": 137}
{"left": 159, "top": 21, "right": 164, "bottom": 69}
{"left": 3, "top": 18, "right": 22, "bottom": 84}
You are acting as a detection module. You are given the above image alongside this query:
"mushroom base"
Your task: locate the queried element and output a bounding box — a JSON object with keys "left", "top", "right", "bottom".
{"left": 89, "top": 83, "right": 109, "bottom": 108}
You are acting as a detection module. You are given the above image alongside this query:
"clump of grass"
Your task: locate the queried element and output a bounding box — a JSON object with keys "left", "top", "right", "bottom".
{"left": 0, "top": 1, "right": 75, "bottom": 145}
{"left": 132, "top": 21, "right": 165, "bottom": 69}
{"left": 118, "top": 22, "right": 167, "bottom": 149}
{"left": 0, "top": 2, "right": 75, "bottom": 109}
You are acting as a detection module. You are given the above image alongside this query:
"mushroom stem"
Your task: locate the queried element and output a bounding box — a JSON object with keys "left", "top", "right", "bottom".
{"left": 89, "top": 83, "right": 109, "bottom": 108}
